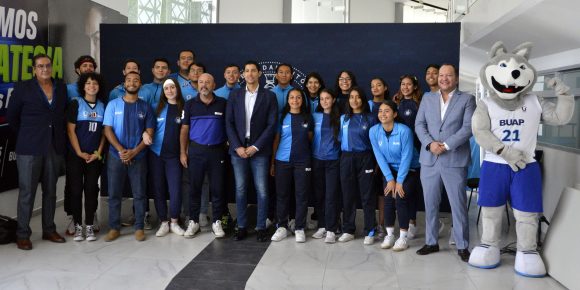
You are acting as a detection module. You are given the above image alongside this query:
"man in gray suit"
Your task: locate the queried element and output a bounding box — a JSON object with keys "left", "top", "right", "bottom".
{"left": 414, "top": 63, "right": 475, "bottom": 262}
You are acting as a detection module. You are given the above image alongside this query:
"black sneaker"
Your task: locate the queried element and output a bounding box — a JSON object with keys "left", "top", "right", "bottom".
{"left": 233, "top": 228, "right": 247, "bottom": 241}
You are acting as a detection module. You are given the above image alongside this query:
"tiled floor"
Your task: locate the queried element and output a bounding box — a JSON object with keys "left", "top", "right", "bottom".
{"left": 0, "top": 197, "right": 568, "bottom": 290}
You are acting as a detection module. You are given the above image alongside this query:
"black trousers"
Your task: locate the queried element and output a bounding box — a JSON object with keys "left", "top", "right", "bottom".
{"left": 67, "top": 152, "right": 102, "bottom": 225}
{"left": 340, "top": 151, "right": 376, "bottom": 235}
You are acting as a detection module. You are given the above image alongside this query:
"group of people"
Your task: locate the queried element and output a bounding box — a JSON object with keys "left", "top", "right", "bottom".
{"left": 8, "top": 50, "right": 476, "bottom": 263}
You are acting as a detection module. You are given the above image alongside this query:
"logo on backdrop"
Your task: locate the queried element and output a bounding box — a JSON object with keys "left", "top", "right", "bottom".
{"left": 239, "top": 61, "right": 307, "bottom": 90}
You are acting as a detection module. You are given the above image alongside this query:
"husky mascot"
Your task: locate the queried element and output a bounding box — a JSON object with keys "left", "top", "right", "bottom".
{"left": 468, "top": 42, "right": 574, "bottom": 277}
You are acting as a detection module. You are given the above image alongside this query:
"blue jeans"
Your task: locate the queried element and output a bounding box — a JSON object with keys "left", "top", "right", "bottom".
{"left": 231, "top": 155, "right": 269, "bottom": 230}
{"left": 107, "top": 154, "right": 147, "bottom": 230}
{"left": 16, "top": 148, "right": 63, "bottom": 239}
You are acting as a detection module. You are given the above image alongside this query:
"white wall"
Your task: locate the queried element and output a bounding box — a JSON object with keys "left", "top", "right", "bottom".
{"left": 219, "top": 0, "right": 283, "bottom": 23}
{"left": 349, "top": 0, "right": 395, "bottom": 23}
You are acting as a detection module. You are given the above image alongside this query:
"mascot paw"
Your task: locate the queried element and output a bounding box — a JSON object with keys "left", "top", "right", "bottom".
{"left": 514, "top": 250, "right": 546, "bottom": 278}
{"left": 547, "top": 77, "right": 571, "bottom": 95}
{"left": 499, "top": 146, "right": 527, "bottom": 171}
{"left": 468, "top": 244, "right": 501, "bottom": 269}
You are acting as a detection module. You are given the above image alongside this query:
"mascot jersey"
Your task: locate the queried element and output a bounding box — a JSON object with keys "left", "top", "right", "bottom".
{"left": 482, "top": 94, "right": 541, "bottom": 164}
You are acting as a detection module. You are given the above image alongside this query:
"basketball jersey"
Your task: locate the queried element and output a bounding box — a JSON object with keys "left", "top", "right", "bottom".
{"left": 482, "top": 94, "right": 542, "bottom": 164}
{"left": 74, "top": 98, "right": 105, "bottom": 153}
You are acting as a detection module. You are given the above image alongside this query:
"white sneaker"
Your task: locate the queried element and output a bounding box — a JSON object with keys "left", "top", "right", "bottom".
{"left": 381, "top": 235, "right": 396, "bottom": 249}
{"left": 144, "top": 212, "right": 152, "bottom": 230}
{"left": 271, "top": 227, "right": 288, "bottom": 242}
{"left": 85, "top": 225, "right": 97, "bottom": 241}
{"left": 407, "top": 224, "right": 417, "bottom": 240}
{"left": 65, "top": 215, "right": 75, "bottom": 235}
{"left": 199, "top": 213, "right": 209, "bottom": 227}
{"left": 338, "top": 233, "right": 354, "bottom": 243}
{"left": 93, "top": 215, "right": 100, "bottom": 232}
{"left": 393, "top": 237, "right": 409, "bottom": 251}
{"left": 156, "top": 221, "right": 170, "bottom": 237}
{"left": 73, "top": 224, "right": 84, "bottom": 241}
{"left": 363, "top": 235, "right": 374, "bottom": 245}
{"left": 312, "top": 228, "right": 326, "bottom": 239}
{"left": 184, "top": 220, "right": 200, "bottom": 238}
{"left": 325, "top": 231, "right": 336, "bottom": 244}
{"left": 212, "top": 220, "right": 225, "bottom": 238}
{"left": 295, "top": 230, "right": 306, "bottom": 243}
{"left": 170, "top": 222, "right": 185, "bottom": 236}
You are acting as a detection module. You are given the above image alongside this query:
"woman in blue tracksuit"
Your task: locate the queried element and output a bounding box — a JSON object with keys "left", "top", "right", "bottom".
{"left": 369, "top": 100, "right": 420, "bottom": 252}
{"left": 145, "top": 78, "right": 185, "bottom": 237}
{"left": 311, "top": 88, "right": 341, "bottom": 243}
{"left": 338, "top": 86, "right": 377, "bottom": 245}
{"left": 392, "top": 74, "right": 423, "bottom": 238}
{"left": 66, "top": 72, "right": 106, "bottom": 242}
{"left": 270, "top": 88, "right": 313, "bottom": 243}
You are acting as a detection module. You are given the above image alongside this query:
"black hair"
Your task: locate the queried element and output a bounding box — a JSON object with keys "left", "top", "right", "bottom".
{"left": 156, "top": 78, "right": 185, "bottom": 116}
{"left": 303, "top": 72, "right": 326, "bottom": 100}
{"left": 152, "top": 58, "right": 170, "bottom": 68}
{"left": 123, "top": 58, "right": 140, "bottom": 70}
{"left": 393, "top": 74, "right": 422, "bottom": 105}
{"left": 280, "top": 88, "right": 309, "bottom": 124}
{"left": 178, "top": 50, "right": 196, "bottom": 60}
{"left": 344, "top": 86, "right": 370, "bottom": 119}
{"left": 224, "top": 63, "right": 240, "bottom": 71}
{"left": 244, "top": 60, "right": 261, "bottom": 72}
{"left": 370, "top": 77, "right": 390, "bottom": 100}
{"left": 440, "top": 63, "right": 459, "bottom": 77}
{"left": 334, "top": 70, "right": 358, "bottom": 95}
{"left": 378, "top": 99, "right": 405, "bottom": 124}
{"left": 276, "top": 63, "right": 294, "bottom": 75}
{"left": 76, "top": 72, "right": 106, "bottom": 103}
{"left": 425, "top": 64, "right": 440, "bottom": 72}
{"left": 188, "top": 62, "right": 206, "bottom": 73}
{"left": 315, "top": 88, "right": 340, "bottom": 143}
{"left": 74, "top": 55, "right": 97, "bottom": 70}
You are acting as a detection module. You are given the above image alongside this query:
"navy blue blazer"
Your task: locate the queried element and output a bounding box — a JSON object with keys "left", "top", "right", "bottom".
{"left": 225, "top": 86, "right": 278, "bottom": 157}
{"left": 7, "top": 78, "right": 67, "bottom": 156}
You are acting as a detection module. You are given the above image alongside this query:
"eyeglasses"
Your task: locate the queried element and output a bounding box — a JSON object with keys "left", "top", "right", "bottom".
{"left": 35, "top": 64, "right": 52, "bottom": 70}
{"left": 339, "top": 78, "right": 351, "bottom": 82}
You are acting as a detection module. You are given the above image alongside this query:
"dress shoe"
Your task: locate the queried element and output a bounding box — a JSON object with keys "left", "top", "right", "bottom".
{"left": 416, "top": 244, "right": 439, "bottom": 255}
{"left": 256, "top": 229, "right": 268, "bottom": 242}
{"left": 233, "top": 228, "right": 247, "bottom": 241}
{"left": 42, "top": 232, "right": 66, "bottom": 243}
{"left": 17, "top": 239, "right": 32, "bottom": 250}
{"left": 458, "top": 249, "right": 471, "bottom": 262}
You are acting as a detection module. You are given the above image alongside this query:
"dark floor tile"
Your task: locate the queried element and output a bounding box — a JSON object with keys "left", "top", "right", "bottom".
{"left": 172, "top": 261, "right": 256, "bottom": 281}
{"left": 166, "top": 278, "right": 245, "bottom": 290}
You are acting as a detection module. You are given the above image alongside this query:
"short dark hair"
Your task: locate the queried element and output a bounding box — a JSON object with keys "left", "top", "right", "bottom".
{"left": 152, "top": 58, "right": 170, "bottom": 68}
{"left": 276, "top": 63, "right": 294, "bottom": 75}
{"left": 244, "top": 60, "right": 261, "bottom": 72}
{"left": 178, "top": 50, "right": 196, "bottom": 60}
{"left": 124, "top": 71, "right": 141, "bottom": 79}
{"left": 425, "top": 64, "right": 440, "bottom": 72}
{"left": 440, "top": 63, "right": 459, "bottom": 77}
{"left": 74, "top": 55, "right": 97, "bottom": 70}
{"left": 303, "top": 72, "right": 326, "bottom": 100}
{"left": 76, "top": 72, "right": 106, "bottom": 103}
{"left": 123, "top": 58, "right": 140, "bottom": 70}
{"left": 188, "top": 62, "right": 206, "bottom": 73}
{"left": 224, "top": 63, "right": 240, "bottom": 71}
{"left": 32, "top": 53, "right": 51, "bottom": 67}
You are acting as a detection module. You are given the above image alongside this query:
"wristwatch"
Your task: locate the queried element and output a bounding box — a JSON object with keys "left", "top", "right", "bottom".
{"left": 426, "top": 143, "right": 431, "bottom": 151}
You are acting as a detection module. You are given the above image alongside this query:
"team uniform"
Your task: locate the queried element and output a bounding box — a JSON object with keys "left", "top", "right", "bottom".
{"left": 141, "top": 82, "right": 164, "bottom": 109}
{"left": 103, "top": 97, "right": 155, "bottom": 231}
{"left": 369, "top": 122, "right": 420, "bottom": 230}
{"left": 274, "top": 113, "right": 313, "bottom": 232}
{"left": 340, "top": 113, "right": 377, "bottom": 237}
{"left": 66, "top": 98, "right": 105, "bottom": 227}
{"left": 183, "top": 96, "right": 228, "bottom": 224}
{"left": 66, "top": 83, "right": 80, "bottom": 101}
{"left": 176, "top": 74, "right": 198, "bottom": 101}
{"left": 214, "top": 83, "right": 241, "bottom": 100}
{"left": 312, "top": 112, "right": 340, "bottom": 233}
{"left": 149, "top": 104, "right": 183, "bottom": 222}
{"left": 271, "top": 84, "right": 294, "bottom": 114}
{"left": 478, "top": 95, "right": 543, "bottom": 212}
{"left": 108, "top": 84, "right": 146, "bottom": 102}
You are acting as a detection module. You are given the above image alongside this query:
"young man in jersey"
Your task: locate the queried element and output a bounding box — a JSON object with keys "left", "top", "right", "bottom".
{"left": 67, "top": 55, "right": 97, "bottom": 100}
{"left": 141, "top": 58, "right": 171, "bottom": 109}
{"left": 103, "top": 72, "right": 155, "bottom": 242}
{"left": 214, "top": 64, "right": 241, "bottom": 99}
{"left": 181, "top": 63, "right": 205, "bottom": 101}
{"left": 180, "top": 73, "right": 228, "bottom": 238}
{"left": 226, "top": 61, "right": 278, "bottom": 242}
{"left": 108, "top": 59, "right": 142, "bottom": 102}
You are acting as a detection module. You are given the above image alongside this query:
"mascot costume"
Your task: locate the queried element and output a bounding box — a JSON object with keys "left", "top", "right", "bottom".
{"left": 468, "top": 41, "right": 575, "bottom": 277}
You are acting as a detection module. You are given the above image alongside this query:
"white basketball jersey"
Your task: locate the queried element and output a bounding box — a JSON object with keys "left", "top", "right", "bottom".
{"left": 482, "top": 94, "right": 542, "bottom": 164}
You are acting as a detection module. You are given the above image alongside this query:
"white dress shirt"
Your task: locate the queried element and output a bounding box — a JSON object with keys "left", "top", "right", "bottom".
{"left": 244, "top": 85, "right": 258, "bottom": 139}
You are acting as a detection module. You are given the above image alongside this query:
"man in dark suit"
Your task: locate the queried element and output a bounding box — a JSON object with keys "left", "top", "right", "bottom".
{"left": 7, "top": 54, "right": 68, "bottom": 250}
{"left": 414, "top": 63, "right": 476, "bottom": 262}
{"left": 225, "top": 60, "right": 278, "bottom": 242}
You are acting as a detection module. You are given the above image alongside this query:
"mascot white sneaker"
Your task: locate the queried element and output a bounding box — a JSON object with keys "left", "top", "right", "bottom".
{"left": 469, "top": 42, "right": 574, "bottom": 277}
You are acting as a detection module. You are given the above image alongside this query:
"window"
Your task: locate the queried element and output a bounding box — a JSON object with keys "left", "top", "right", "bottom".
{"left": 128, "top": 0, "right": 217, "bottom": 24}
